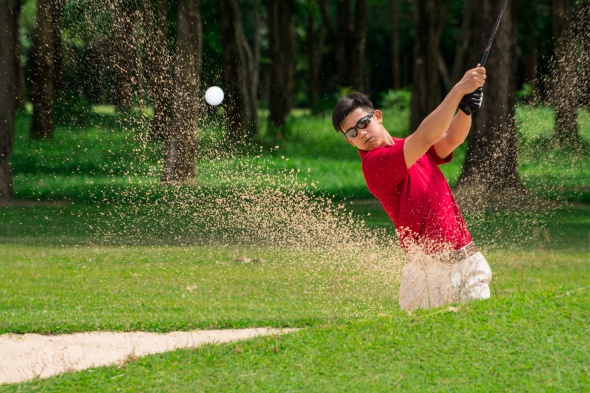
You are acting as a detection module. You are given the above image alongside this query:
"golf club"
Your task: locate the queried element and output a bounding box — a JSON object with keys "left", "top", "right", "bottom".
{"left": 480, "top": 0, "right": 510, "bottom": 67}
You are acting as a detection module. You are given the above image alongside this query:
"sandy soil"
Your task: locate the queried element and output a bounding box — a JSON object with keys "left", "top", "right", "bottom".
{"left": 0, "top": 328, "right": 297, "bottom": 385}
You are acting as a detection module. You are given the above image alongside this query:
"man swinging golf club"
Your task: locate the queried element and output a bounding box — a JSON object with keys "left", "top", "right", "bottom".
{"left": 332, "top": 66, "right": 491, "bottom": 311}
{"left": 331, "top": 0, "right": 508, "bottom": 312}
{"left": 337, "top": 72, "right": 490, "bottom": 311}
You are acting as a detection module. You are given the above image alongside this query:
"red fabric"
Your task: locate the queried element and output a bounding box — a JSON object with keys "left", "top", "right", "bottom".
{"left": 359, "top": 137, "right": 472, "bottom": 254}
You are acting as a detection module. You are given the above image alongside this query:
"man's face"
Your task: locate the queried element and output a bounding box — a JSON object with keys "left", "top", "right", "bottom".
{"left": 340, "top": 108, "right": 386, "bottom": 151}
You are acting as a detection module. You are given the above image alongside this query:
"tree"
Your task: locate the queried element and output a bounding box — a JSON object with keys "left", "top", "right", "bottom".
{"left": 306, "top": 5, "right": 326, "bottom": 115}
{"left": 29, "top": 0, "right": 57, "bottom": 139}
{"left": 390, "top": 0, "right": 401, "bottom": 90}
{"left": 146, "top": 0, "right": 174, "bottom": 140}
{"left": 552, "top": 0, "right": 580, "bottom": 145}
{"left": 52, "top": 0, "right": 65, "bottom": 95}
{"left": 319, "top": 0, "right": 367, "bottom": 92}
{"left": 14, "top": 0, "right": 25, "bottom": 110}
{"left": 218, "top": 0, "right": 258, "bottom": 141}
{"left": 161, "top": 0, "right": 203, "bottom": 183}
{"left": 455, "top": 0, "right": 525, "bottom": 199}
{"left": 112, "top": 0, "right": 135, "bottom": 113}
{"left": 1, "top": 0, "right": 17, "bottom": 200}
{"left": 264, "top": 0, "right": 294, "bottom": 136}
{"left": 409, "top": 0, "right": 451, "bottom": 132}
{"left": 581, "top": 1, "right": 590, "bottom": 108}
{"left": 449, "top": 1, "right": 474, "bottom": 89}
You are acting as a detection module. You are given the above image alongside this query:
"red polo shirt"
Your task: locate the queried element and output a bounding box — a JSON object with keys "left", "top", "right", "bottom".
{"left": 359, "top": 137, "right": 472, "bottom": 254}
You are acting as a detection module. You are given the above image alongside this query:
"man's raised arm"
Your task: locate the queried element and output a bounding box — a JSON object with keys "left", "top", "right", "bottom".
{"left": 403, "top": 66, "right": 486, "bottom": 168}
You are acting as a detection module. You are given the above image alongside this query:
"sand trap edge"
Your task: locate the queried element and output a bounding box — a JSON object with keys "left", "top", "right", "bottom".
{"left": 0, "top": 328, "right": 298, "bottom": 385}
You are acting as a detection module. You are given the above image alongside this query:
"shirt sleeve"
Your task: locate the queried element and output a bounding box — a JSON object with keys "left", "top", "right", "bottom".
{"left": 428, "top": 145, "right": 453, "bottom": 165}
{"left": 361, "top": 139, "right": 408, "bottom": 197}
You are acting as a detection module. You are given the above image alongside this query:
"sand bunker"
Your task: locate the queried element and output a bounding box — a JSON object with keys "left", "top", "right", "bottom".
{"left": 0, "top": 328, "right": 297, "bottom": 385}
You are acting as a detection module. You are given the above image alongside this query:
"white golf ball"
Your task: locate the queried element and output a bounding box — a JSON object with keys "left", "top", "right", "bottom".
{"left": 205, "top": 86, "right": 224, "bottom": 106}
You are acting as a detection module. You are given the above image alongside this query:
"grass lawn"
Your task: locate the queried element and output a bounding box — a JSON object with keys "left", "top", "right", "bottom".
{"left": 1, "top": 201, "right": 588, "bottom": 391}
{"left": 1, "top": 106, "right": 589, "bottom": 391}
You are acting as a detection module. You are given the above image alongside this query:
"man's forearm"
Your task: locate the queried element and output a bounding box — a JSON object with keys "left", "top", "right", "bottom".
{"left": 446, "top": 111, "right": 472, "bottom": 145}
{"left": 414, "top": 87, "right": 464, "bottom": 146}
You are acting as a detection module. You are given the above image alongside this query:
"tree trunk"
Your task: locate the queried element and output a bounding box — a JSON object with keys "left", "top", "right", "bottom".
{"left": 52, "top": 0, "right": 65, "bottom": 95}
{"left": 147, "top": 0, "right": 174, "bottom": 140}
{"left": 391, "top": 0, "right": 400, "bottom": 90}
{"left": 161, "top": 0, "right": 202, "bottom": 183}
{"left": 14, "top": 0, "right": 25, "bottom": 111}
{"left": 265, "top": 0, "right": 294, "bottom": 136}
{"left": 218, "top": 0, "right": 256, "bottom": 141}
{"left": 409, "top": 0, "right": 451, "bottom": 132}
{"left": 350, "top": 0, "right": 367, "bottom": 91}
{"left": 455, "top": 0, "right": 525, "bottom": 201}
{"left": 552, "top": 0, "right": 579, "bottom": 145}
{"left": 236, "top": 0, "right": 260, "bottom": 136}
{"left": 327, "top": 0, "right": 367, "bottom": 91}
{"left": 307, "top": 10, "right": 325, "bottom": 115}
{"left": 450, "top": 0, "right": 473, "bottom": 84}
{"left": 1, "top": 0, "right": 17, "bottom": 200}
{"left": 29, "top": 0, "right": 56, "bottom": 139}
{"left": 523, "top": 35, "right": 539, "bottom": 104}
{"left": 239, "top": 0, "right": 260, "bottom": 133}
{"left": 112, "top": 0, "right": 135, "bottom": 113}
{"left": 580, "top": 1, "right": 590, "bottom": 108}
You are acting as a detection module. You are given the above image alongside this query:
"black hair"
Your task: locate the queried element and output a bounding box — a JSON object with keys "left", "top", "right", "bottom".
{"left": 331, "top": 92, "right": 374, "bottom": 132}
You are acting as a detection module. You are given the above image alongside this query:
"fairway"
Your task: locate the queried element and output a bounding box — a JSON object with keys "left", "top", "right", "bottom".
{"left": 1, "top": 200, "right": 589, "bottom": 391}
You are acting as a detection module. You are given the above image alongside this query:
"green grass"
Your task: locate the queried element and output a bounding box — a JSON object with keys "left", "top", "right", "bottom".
{"left": 1, "top": 106, "right": 589, "bottom": 391}
{"left": 2, "top": 202, "right": 587, "bottom": 330}
{"left": 4, "top": 291, "right": 588, "bottom": 392}
{"left": 10, "top": 105, "right": 590, "bottom": 203}
{"left": 1, "top": 202, "right": 589, "bottom": 391}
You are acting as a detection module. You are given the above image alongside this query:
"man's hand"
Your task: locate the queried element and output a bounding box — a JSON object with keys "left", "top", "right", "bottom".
{"left": 459, "top": 87, "right": 483, "bottom": 115}
{"left": 455, "top": 65, "right": 486, "bottom": 96}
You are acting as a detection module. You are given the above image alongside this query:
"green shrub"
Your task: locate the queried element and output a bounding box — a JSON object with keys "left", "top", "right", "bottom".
{"left": 379, "top": 88, "right": 411, "bottom": 110}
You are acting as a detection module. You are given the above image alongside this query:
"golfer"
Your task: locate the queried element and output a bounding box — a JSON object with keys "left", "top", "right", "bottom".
{"left": 332, "top": 66, "right": 492, "bottom": 311}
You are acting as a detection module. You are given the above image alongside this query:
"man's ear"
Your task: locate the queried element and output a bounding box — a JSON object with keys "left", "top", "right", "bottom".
{"left": 374, "top": 109, "right": 383, "bottom": 123}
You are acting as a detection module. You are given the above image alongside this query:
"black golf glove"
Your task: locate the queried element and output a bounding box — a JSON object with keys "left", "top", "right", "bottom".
{"left": 459, "top": 87, "right": 483, "bottom": 115}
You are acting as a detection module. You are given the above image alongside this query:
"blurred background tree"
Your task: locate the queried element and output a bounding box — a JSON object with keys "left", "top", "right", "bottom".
{"left": 1, "top": 0, "right": 589, "bottom": 193}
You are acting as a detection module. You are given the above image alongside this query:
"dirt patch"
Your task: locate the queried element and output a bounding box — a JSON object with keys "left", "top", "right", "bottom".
{"left": 0, "top": 328, "right": 297, "bottom": 385}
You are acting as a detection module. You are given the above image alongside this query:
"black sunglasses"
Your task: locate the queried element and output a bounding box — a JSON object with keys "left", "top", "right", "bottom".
{"left": 342, "top": 111, "right": 374, "bottom": 139}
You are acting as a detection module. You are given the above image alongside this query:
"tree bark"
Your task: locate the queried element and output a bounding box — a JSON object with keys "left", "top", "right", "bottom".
{"left": 323, "top": 0, "right": 367, "bottom": 91}
{"left": 307, "top": 9, "right": 325, "bottom": 115}
{"left": 552, "top": 0, "right": 579, "bottom": 145}
{"left": 1, "top": 0, "right": 17, "bottom": 200}
{"left": 13, "top": 0, "right": 25, "bottom": 111}
{"left": 237, "top": 3, "right": 259, "bottom": 135}
{"left": 580, "top": 1, "right": 590, "bottom": 108}
{"left": 455, "top": 0, "right": 525, "bottom": 199}
{"left": 450, "top": 0, "right": 473, "bottom": 84}
{"left": 265, "top": 0, "right": 294, "bottom": 136}
{"left": 523, "top": 35, "right": 539, "bottom": 103}
{"left": 390, "top": 0, "right": 401, "bottom": 90}
{"left": 52, "top": 0, "right": 65, "bottom": 95}
{"left": 112, "top": 0, "right": 135, "bottom": 113}
{"left": 218, "top": 0, "right": 257, "bottom": 141}
{"left": 29, "top": 0, "right": 56, "bottom": 139}
{"left": 409, "top": 0, "right": 451, "bottom": 132}
{"left": 161, "top": 0, "right": 202, "bottom": 183}
{"left": 147, "top": 0, "right": 174, "bottom": 140}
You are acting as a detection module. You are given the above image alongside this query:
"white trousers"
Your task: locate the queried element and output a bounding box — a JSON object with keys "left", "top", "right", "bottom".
{"left": 399, "top": 251, "right": 492, "bottom": 311}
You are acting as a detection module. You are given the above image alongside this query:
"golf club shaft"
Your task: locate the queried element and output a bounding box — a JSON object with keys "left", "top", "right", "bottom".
{"left": 479, "top": 0, "right": 509, "bottom": 67}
